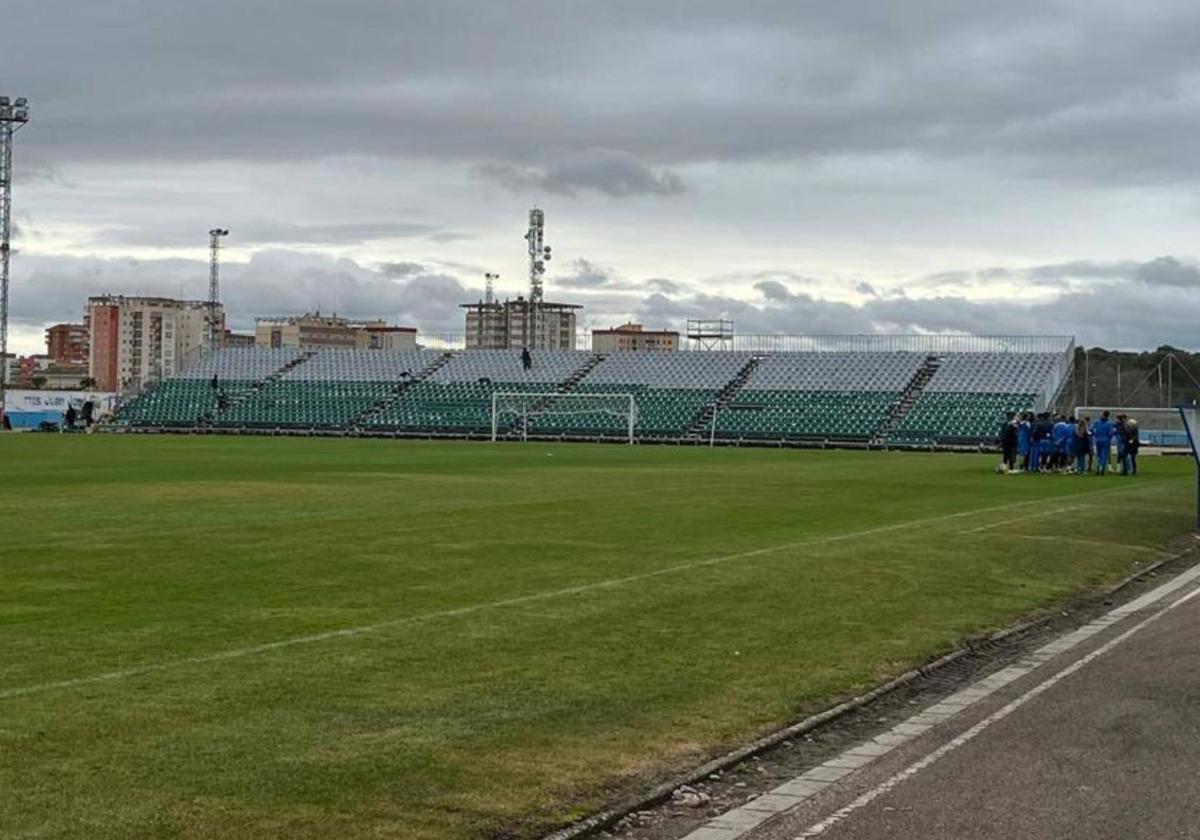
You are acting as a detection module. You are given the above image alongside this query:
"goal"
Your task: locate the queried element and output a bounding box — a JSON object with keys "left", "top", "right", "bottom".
{"left": 491, "top": 392, "right": 636, "bottom": 444}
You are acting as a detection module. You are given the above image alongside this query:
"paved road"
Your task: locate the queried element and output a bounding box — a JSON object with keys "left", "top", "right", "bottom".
{"left": 746, "top": 566, "right": 1200, "bottom": 840}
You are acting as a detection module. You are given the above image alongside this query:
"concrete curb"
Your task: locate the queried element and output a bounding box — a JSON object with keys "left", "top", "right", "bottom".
{"left": 541, "top": 624, "right": 1039, "bottom": 840}
{"left": 540, "top": 545, "right": 1198, "bottom": 840}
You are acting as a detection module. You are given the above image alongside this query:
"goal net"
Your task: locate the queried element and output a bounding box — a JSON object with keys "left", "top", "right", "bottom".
{"left": 491, "top": 392, "right": 636, "bottom": 444}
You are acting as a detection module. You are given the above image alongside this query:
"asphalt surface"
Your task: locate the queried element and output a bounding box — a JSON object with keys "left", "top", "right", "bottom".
{"left": 752, "top": 569, "right": 1200, "bottom": 840}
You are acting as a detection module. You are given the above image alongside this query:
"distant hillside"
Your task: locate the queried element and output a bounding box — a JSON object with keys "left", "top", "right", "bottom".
{"left": 1069, "top": 346, "right": 1200, "bottom": 408}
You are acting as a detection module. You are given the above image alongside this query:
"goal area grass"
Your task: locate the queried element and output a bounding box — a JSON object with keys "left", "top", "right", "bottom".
{"left": 2, "top": 435, "right": 1194, "bottom": 839}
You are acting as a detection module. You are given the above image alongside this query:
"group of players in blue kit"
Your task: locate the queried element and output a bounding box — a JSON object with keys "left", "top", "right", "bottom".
{"left": 999, "top": 409, "right": 1141, "bottom": 475}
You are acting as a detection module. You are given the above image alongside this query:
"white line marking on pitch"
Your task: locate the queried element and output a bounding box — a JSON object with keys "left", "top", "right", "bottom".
{"left": 959, "top": 504, "right": 1091, "bottom": 534}
{"left": 0, "top": 481, "right": 1167, "bottom": 702}
{"left": 678, "top": 552, "right": 1200, "bottom": 840}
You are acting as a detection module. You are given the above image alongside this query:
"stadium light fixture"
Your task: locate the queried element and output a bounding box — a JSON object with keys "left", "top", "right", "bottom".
{"left": 0, "top": 94, "right": 30, "bottom": 419}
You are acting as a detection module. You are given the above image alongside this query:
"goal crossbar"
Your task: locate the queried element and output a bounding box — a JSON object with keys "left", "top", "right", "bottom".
{"left": 491, "top": 392, "right": 636, "bottom": 443}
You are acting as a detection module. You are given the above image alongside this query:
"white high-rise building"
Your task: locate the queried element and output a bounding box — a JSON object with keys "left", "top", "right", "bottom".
{"left": 87, "top": 295, "right": 218, "bottom": 391}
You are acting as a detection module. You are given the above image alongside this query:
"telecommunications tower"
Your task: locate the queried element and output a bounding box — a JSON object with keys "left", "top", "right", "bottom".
{"left": 523, "top": 207, "right": 551, "bottom": 349}
{"left": 0, "top": 96, "right": 30, "bottom": 415}
{"left": 208, "top": 228, "right": 229, "bottom": 349}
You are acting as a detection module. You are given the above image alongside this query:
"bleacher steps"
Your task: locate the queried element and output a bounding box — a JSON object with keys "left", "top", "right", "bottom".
{"left": 350, "top": 352, "right": 453, "bottom": 428}
{"left": 510, "top": 353, "right": 607, "bottom": 438}
{"left": 684, "top": 354, "right": 763, "bottom": 441}
{"left": 202, "top": 350, "right": 317, "bottom": 426}
{"left": 872, "top": 355, "right": 942, "bottom": 445}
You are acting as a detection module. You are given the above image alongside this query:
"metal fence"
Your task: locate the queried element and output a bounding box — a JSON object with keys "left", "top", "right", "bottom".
{"left": 416, "top": 333, "right": 1076, "bottom": 355}
{"left": 698, "top": 334, "right": 1075, "bottom": 354}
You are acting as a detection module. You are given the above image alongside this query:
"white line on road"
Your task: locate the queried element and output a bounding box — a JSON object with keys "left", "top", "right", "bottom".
{"left": 794, "top": 570, "right": 1200, "bottom": 837}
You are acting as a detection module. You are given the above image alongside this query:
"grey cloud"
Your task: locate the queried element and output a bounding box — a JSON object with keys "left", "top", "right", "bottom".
{"left": 1026, "top": 260, "right": 1139, "bottom": 283}
{"left": 8, "top": 1, "right": 1200, "bottom": 190}
{"left": 555, "top": 258, "right": 617, "bottom": 289}
{"left": 754, "top": 280, "right": 791, "bottom": 302}
{"left": 634, "top": 256, "right": 1200, "bottom": 350}
{"left": 1134, "top": 256, "right": 1200, "bottom": 289}
{"left": 645, "top": 278, "right": 682, "bottom": 294}
{"left": 91, "top": 220, "right": 436, "bottom": 248}
{"left": 10, "top": 249, "right": 1200, "bottom": 352}
{"left": 474, "top": 150, "right": 687, "bottom": 198}
{"left": 10, "top": 250, "right": 474, "bottom": 336}
{"left": 910, "top": 258, "right": 1184, "bottom": 293}
{"left": 378, "top": 261, "right": 426, "bottom": 278}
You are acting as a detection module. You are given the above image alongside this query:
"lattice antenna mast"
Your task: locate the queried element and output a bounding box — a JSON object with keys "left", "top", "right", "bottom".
{"left": 523, "top": 207, "right": 551, "bottom": 348}
{"left": 0, "top": 96, "right": 30, "bottom": 414}
{"left": 208, "top": 228, "right": 229, "bottom": 349}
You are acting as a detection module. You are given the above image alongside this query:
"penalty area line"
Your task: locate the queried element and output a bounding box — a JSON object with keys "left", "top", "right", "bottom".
{"left": 0, "top": 480, "right": 1168, "bottom": 702}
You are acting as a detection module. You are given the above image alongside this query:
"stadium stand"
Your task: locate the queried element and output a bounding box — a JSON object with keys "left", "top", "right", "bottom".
{"left": 114, "top": 341, "right": 1073, "bottom": 447}
{"left": 366, "top": 350, "right": 594, "bottom": 434}
{"left": 712, "top": 352, "right": 924, "bottom": 441}
{"left": 213, "top": 350, "right": 441, "bottom": 429}
{"left": 890, "top": 353, "right": 1059, "bottom": 444}
{"left": 531, "top": 351, "right": 755, "bottom": 438}
{"left": 119, "top": 348, "right": 307, "bottom": 428}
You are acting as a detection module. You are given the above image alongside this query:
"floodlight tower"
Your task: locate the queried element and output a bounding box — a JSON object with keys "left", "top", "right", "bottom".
{"left": 0, "top": 96, "right": 30, "bottom": 414}
{"left": 207, "top": 228, "right": 229, "bottom": 349}
{"left": 484, "top": 271, "right": 499, "bottom": 305}
{"left": 523, "top": 207, "right": 551, "bottom": 348}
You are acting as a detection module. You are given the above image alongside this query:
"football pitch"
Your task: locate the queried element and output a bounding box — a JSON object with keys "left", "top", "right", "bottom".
{"left": 2, "top": 435, "right": 1194, "bottom": 839}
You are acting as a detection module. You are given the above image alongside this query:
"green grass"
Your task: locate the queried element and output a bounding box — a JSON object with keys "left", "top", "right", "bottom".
{"left": 0, "top": 436, "right": 1194, "bottom": 839}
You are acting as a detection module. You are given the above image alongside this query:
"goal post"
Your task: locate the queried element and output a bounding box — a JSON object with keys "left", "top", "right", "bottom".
{"left": 1179, "top": 404, "right": 1200, "bottom": 530}
{"left": 491, "top": 392, "right": 636, "bottom": 444}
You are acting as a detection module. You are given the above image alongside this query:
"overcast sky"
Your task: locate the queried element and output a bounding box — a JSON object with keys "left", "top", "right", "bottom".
{"left": 6, "top": 0, "right": 1200, "bottom": 353}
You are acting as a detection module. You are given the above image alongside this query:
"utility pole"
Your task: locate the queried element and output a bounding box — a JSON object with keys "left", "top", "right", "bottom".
{"left": 1084, "top": 349, "right": 1090, "bottom": 406}
{"left": 1168, "top": 353, "right": 1174, "bottom": 409}
{"left": 0, "top": 96, "right": 30, "bottom": 420}
{"left": 208, "top": 228, "right": 229, "bottom": 350}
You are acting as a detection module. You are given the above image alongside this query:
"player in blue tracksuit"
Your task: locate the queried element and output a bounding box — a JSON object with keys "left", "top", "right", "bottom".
{"left": 1041, "top": 415, "right": 1057, "bottom": 471}
{"left": 1052, "top": 416, "right": 1072, "bottom": 471}
{"left": 1017, "top": 412, "right": 1032, "bottom": 471}
{"left": 1091, "top": 411, "right": 1114, "bottom": 475}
